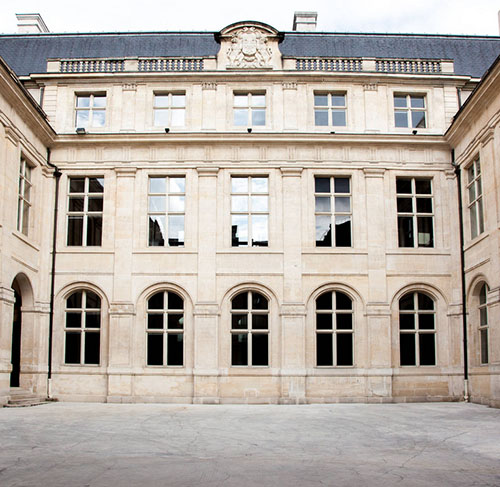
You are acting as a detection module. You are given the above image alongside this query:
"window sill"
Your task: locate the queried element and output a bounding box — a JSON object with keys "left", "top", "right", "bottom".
{"left": 464, "top": 232, "right": 489, "bottom": 252}
{"left": 13, "top": 230, "right": 40, "bottom": 251}
{"left": 60, "top": 248, "right": 114, "bottom": 254}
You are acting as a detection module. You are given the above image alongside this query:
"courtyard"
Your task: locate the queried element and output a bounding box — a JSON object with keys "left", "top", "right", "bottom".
{"left": 0, "top": 402, "right": 499, "bottom": 486}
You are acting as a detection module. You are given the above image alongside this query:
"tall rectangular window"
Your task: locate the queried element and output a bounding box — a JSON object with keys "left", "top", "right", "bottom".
{"left": 315, "top": 177, "right": 351, "bottom": 247}
{"left": 397, "top": 178, "right": 433, "bottom": 248}
{"left": 17, "top": 157, "right": 32, "bottom": 236}
{"left": 314, "top": 93, "right": 346, "bottom": 127}
{"left": 75, "top": 94, "right": 106, "bottom": 128}
{"left": 148, "top": 176, "right": 185, "bottom": 246}
{"left": 231, "top": 176, "right": 268, "bottom": 247}
{"left": 467, "top": 158, "right": 484, "bottom": 239}
{"left": 153, "top": 93, "right": 186, "bottom": 127}
{"left": 233, "top": 92, "right": 266, "bottom": 127}
{"left": 394, "top": 94, "right": 426, "bottom": 128}
{"left": 67, "top": 177, "right": 104, "bottom": 246}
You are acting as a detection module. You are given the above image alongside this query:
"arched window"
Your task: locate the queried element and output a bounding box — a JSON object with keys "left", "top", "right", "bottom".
{"left": 316, "top": 291, "right": 353, "bottom": 366}
{"left": 231, "top": 291, "right": 269, "bottom": 366}
{"left": 399, "top": 292, "right": 435, "bottom": 366}
{"left": 479, "top": 284, "right": 489, "bottom": 365}
{"left": 65, "top": 290, "right": 101, "bottom": 365}
{"left": 146, "top": 291, "right": 184, "bottom": 366}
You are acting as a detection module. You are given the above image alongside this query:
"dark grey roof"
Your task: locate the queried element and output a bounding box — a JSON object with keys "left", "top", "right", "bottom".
{"left": 0, "top": 30, "right": 499, "bottom": 78}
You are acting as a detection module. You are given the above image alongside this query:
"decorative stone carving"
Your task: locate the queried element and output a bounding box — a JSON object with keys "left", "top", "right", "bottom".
{"left": 227, "top": 27, "right": 273, "bottom": 69}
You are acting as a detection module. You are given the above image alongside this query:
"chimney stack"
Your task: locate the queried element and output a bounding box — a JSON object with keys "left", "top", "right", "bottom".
{"left": 16, "top": 13, "right": 50, "bottom": 34}
{"left": 293, "top": 12, "right": 318, "bottom": 32}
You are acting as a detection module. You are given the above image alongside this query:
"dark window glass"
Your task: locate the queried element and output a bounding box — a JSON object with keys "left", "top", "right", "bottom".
{"left": 315, "top": 178, "right": 330, "bottom": 193}
{"left": 65, "top": 332, "right": 81, "bottom": 364}
{"left": 232, "top": 314, "right": 248, "bottom": 330}
{"left": 252, "top": 292, "right": 268, "bottom": 310}
{"left": 252, "top": 314, "right": 268, "bottom": 330}
{"left": 316, "top": 334, "right": 333, "bottom": 366}
{"left": 167, "top": 334, "right": 183, "bottom": 366}
{"left": 148, "top": 314, "right": 163, "bottom": 329}
{"left": 69, "top": 178, "right": 85, "bottom": 193}
{"left": 480, "top": 329, "right": 488, "bottom": 364}
{"left": 84, "top": 332, "right": 100, "bottom": 365}
{"left": 334, "top": 178, "right": 349, "bottom": 194}
{"left": 419, "top": 334, "right": 435, "bottom": 365}
{"left": 232, "top": 292, "right": 248, "bottom": 310}
{"left": 66, "top": 312, "right": 81, "bottom": 328}
{"left": 147, "top": 334, "right": 163, "bottom": 366}
{"left": 398, "top": 216, "right": 413, "bottom": 247}
{"left": 252, "top": 334, "right": 268, "bottom": 366}
{"left": 86, "top": 291, "right": 101, "bottom": 309}
{"left": 86, "top": 215, "right": 102, "bottom": 246}
{"left": 415, "top": 179, "right": 432, "bottom": 194}
{"left": 316, "top": 313, "right": 332, "bottom": 330}
{"left": 416, "top": 198, "right": 432, "bottom": 213}
{"left": 418, "top": 314, "right": 434, "bottom": 330}
{"left": 397, "top": 198, "right": 413, "bottom": 212}
{"left": 67, "top": 291, "right": 82, "bottom": 308}
{"left": 149, "top": 216, "right": 165, "bottom": 246}
{"left": 399, "top": 294, "right": 415, "bottom": 310}
{"left": 148, "top": 292, "right": 164, "bottom": 310}
{"left": 336, "top": 292, "right": 352, "bottom": 310}
{"left": 316, "top": 292, "right": 332, "bottom": 310}
{"left": 167, "top": 314, "right": 183, "bottom": 329}
{"left": 400, "top": 334, "right": 416, "bottom": 366}
{"left": 396, "top": 179, "right": 412, "bottom": 194}
{"left": 336, "top": 334, "right": 353, "bottom": 366}
{"left": 232, "top": 334, "right": 248, "bottom": 366}
{"left": 418, "top": 293, "right": 434, "bottom": 310}
{"left": 399, "top": 314, "right": 415, "bottom": 330}
{"left": 168, "top": 292, "right": 184, "bottom": 310}
{"left": 417, "top": 217, "right": 433, "bottom": 247}
{"left": 67, "top": 216, "right": 83, "bottom": 246}
{"left": 85, "top": 312, "right": 100, "bottom": 329}
{"left": 335, "top": 216, "right": 351, "bottom": 247}
{"left": 336, "top": 314, "right": 352, "bottom": 330}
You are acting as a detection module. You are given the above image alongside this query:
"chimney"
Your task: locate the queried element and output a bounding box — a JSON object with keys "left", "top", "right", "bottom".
{"left": 16, "top": 13, "right": 50, "bottom": 34}
{"left": 293, "top": 12, "right": 317, "bottom": 32}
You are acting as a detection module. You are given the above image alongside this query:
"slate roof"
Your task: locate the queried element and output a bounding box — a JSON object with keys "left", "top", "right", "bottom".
{"left": 0, "top": 30, "right": 498, "bottom": 78}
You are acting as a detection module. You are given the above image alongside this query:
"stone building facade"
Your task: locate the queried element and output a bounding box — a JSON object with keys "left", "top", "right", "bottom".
{"left": 0, "top": 13, "right": 499, "bottom": 406}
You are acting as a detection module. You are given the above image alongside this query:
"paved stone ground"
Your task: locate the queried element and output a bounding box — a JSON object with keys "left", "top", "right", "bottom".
{"left": 0, "top": 402, "right": 499, "bottom": 487}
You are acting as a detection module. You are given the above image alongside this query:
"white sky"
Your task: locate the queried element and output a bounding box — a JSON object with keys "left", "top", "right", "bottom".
{"left": 0, "top": 0, "right": 499, "bottom": 35}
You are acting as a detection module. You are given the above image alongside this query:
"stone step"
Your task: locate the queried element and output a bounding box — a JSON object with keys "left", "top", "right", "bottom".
{"left": 4, "top": 399, "right": 48, "bottom": 408}
{"left": 4, "top": 389, "right": 50, "bottom": 408}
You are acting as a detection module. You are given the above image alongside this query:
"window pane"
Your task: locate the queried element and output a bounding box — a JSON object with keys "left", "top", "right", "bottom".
{"left": 480, "top": 308, "right": 487, "bottom": 327}
{"left": 331, "top": 95, "right": 345, "bottom": 107}
{"left": 336, "top": 314, "right": 352, "bottom": 330}
{"left": 416, "top": 198, "right": 432, "bottom": 213}
{"left": 417, "top": 293, "right": 434, "bottom": 310}
{"left": 149, "top": 216, "right": 166, "bottom": 246}
{"left": 480, "top": 329, "right": 488, "bottom": 364}
{"left": 169, "top": 195, "right": 185, "bottom": 212}
{"left": 66, "top": 312, "right": 82, "bottom": 328}
{"left": 314, "top": 94, "right": 328, "bottom": 106}
{"left": 336, "top": 292, "right": 352, "bottom": 310}
{"left": 398, "top": 216, "right": 413, "bottom": 247}
{"left": 149, "top": 195, "right": 166, "bottom": 212}
{"left": 232, "top": 292, "right": 248, "bottom": 310}
{"left": 331, "top": 110, "right": 346, "bottom": 126}
{"left": 67, "top": 216, "right": 83, "bottom": 246}
{"left": 170, "top": 110, "right": 185, "bottom": 127}
{"left": 69, "top": 197, "right": 84, "bottom": 212}
{"left": 252, "top": 95, "right": 266, "bottom": 107}
{"left": 399, "top": 314, "right": 415, "bottom": 330}
{"left": 231, "top": 215, "right": 248, "bottom": 246}
{"left": 251, "top": 195, "right": 268, "bottom": 212}
{"left": 67, "top": 292, "right": 82, "bottom": 308}
{"left": 478, "top": 199, "right": 484, "bottom": 234}
{"left": 470, "top": 205, "right": 478, "bottom": 239}
{"left": 149, "top": 177, "right": 166, "bottom": 194}
{"left": 336, "top": 333, "right": 353, "bottom": 366}
{"left": 315, "top": 197, "right": 331, "bottom": 212}
{"left": 69, "top": 178, "right": 85, "bottom": 194}
{"left": 167, "top": 314, "right": 183, "bottom": 329}
{"left": 234, "top": 95, "right": 248, "bottom": 107}
{"left": 396, "top": 179, "right": 412, "bottom": 194}
{"left": 76, "top": 96, "right": 90, "bottom": 108}
{"left": 88, "top": 197, "right": 103, "bottom": 212}
{"left": 334, "top": 178, "right": 350, "bottom": 194}
{"left": 147, "top": 314, "right": 163, "bottom": 329}
{"left": 93, "top": 96, "right": 106, "bottom": 108}
{"left": 399, "top": 293, "right": 415, "bottom": 310}
{"left": 395, "top": 111, "right": 408, "bottom": 128}
{"left": 85, "top": 312, "right": 101, "bottom": 329}
{"left": 415, "top": 179, "right": 431, "bottom": 195}
{"left": 252, "top": 314, "right": 268, "bottom": 330}
{"left": 418, "top": 314, "right": 434, "bottom": 330}
{"left": 252, "top": 292, "right": 268, "bottom": 310}
{"left": 65, "top": 332, "right": 81, "bottom": 364}
{"left": 147, "top": 334, "right": 163, "bottom": 366}
{"left": 155, "top": 96, "right": 170, "bottom": 108}
{"left": 394, "top": 96, "right": 407, "bottom": 108}
{"left": 84, "top": 332, "right": 100, "bottom": 364}
{"left": 76, "top": 111, "right": 89, "bottom": 127}
{"left": 86, "top": 216, "right": 102, "bottom": 246}
{"left": 171, "top": 95, "right": 185, "bottom": 107}
{"left": 168, "top": 292, "right": 184, "bottom": 310}
{"left": 232, "top": 314, "right": 248, "bottom": 330}
{"left": 316, "top": 313, "right": 332, "bottom": 330}
{"left": 92, "top": 111, "right": 106, "bottom": 127}
{"left": 400, "top": 334, "right": 416, "bottom": 366}
{"left": 315, "top": 178, "right": 330, "bottom": 193}
{"left": 234, "top": 109, "right": 248, "bottom": 126}
{"left": 468, "top": 184, "right": 476, "bottom": 202}
{"left": 232, "top": 178, "right": 248, "bottom": 193}
{"left": 419, "top": 334, "right": 436, "bottom": 366}
{"left": 232, "top": 334, "right": 248, "bottom": 366}
{"left": 410, "top": 96, "right": 425, "bottom": 108}
{"left": 170, "top": 178, "right": 185, "bottom": 193}
{"left": 252, "top": 109, "right": 265, "bottom": 126}
{"left": 315, "top": 110, "right": 329, "bottom": 126}
{"left": 417, "top": 217, "right": 433, "bottom": 247}
{"left": 252, "top": 178, "right": 268, "bottom": 193}
{"left": 316, "top": 334, "right": 333, "bottom": 366}
{"left": 148, "top": 292, "right": 164, "bottom": 310}
{"left": 232, "top": 195, "right": 248, "bottom": 212}
{"left": 335, "top": 197, "right": 350, "bottom": 212}
{"left": 252, "top": 334, "right": 268, "bottom": 366}
{"left": 397, "top": 197, "right": 413, "bottom": 213}
{"left": 335, "top": 215, "right": 351, "bottom": 247}
{"left": 316, "top": 215, "right": 332, "bottom": 246}
{"left": 479, "top": 285, "right": 487, "bottom": 305}
{"left": 154, "top": 110, "right": 170, "bottom": 127}
{"left": 167, "top": 334, "right": 183, "bottom": 366}
{"left": 412, "top": 111, "right": 426, "bottom": 128}
{"left": 88, "top": 178, "right": 104, "bottom": 193}
{"left": 252, "top": 215, "right": 268, "bottom": 247}
{"left": 316, "top": 292, "right": 332, "bottom": 310}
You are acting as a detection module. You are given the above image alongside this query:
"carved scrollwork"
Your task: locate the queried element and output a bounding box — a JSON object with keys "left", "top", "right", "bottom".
{"left": 227, "top": 27, "right": 273, "bottom": 69}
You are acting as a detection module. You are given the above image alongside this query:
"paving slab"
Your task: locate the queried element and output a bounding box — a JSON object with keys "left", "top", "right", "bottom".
{"left": 0, "top": 402, "right": 499, "bottom": 487}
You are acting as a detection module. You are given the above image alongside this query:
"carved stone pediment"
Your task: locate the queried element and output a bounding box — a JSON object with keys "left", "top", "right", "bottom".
{"left": 216, "top": 21, "right": 283, "bottom": 71}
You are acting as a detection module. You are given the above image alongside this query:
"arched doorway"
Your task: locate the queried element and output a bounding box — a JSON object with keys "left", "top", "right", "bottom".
{"left": 10, "top": 281, "right": 22, "bottom": 387}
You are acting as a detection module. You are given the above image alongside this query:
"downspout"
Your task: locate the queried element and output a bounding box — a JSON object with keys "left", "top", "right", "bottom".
{"left": 47, "top": 148, "right": 61, "bottom": 398}
{"left": 452, "top": 150, "right": 469, "bottom": 402}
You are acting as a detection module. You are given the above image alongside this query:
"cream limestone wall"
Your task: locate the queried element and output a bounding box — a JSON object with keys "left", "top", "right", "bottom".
{"left": 447, "top": 60, "right": 500, "bottom": 408}
{"left": 0, "top": 61, "right": 54, "bottom": 404}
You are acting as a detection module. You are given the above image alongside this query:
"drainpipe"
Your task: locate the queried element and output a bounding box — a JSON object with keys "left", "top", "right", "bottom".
{"left": 47, "top": 148, "right": 61, "bottom": 398}
{"left": 452, "top": 150, "right": 469, "bottom": 402}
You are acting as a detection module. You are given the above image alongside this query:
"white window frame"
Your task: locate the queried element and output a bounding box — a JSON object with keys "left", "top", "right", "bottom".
{"left": 478, "top": 283, "right": 489, "bottom": 365}
{"left": 17, "top": 157, "right": 32, "bottom": 236}
{"left": 394, "top": 93, "right": 427, "bottom": 129}
{"left": 153, "top": 92, "right": 186, "bottom": 127}
{"left": 467, "top": 157, "right": 484, "bottom": 239}
{"left": 75, "top": 93, "right": 106, "bottom": 129}
{"left": 233, "top": 92, "right": 266, "bottom": 127}
{"left": 313, "top": 92, "right": 347, "bottom": 127}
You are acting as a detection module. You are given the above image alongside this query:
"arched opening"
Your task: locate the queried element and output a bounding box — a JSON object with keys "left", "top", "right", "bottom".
{"left": 10, "top": 280, "right": 22, "bottom": 387}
